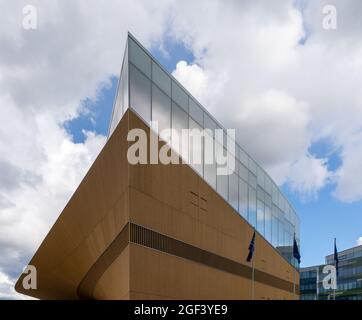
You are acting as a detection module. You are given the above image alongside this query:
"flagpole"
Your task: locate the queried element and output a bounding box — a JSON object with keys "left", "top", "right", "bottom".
{"left": 293, "top": 263, "right": 296, "bottom": 300}
{"left": 334, "top": 238, "right": 337, "bottom": 301}
{"left": 247, "top": 229, "right": 256, "bottom": 300}
{"left": 252, "top": 254, "right": 255, "bottom": 300}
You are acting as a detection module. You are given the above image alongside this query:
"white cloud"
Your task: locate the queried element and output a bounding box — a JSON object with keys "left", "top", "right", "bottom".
{"left": 357, "top": 237, "right": 362, "bottom": 246}
{"left": 172, "top": 61, "right": 209, "bottom": 102}
{"left": 333, "top": 132, "right": 362, "bottom": 202}
{"left": 0, "top": 270, "right": 31, "bottom": 300}
{"left": 286, "top": 154, "right": 331, "bottom": 200}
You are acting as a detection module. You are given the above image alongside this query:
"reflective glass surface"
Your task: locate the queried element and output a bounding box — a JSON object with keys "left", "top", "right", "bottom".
{"left": 152, "top": 84, "right": 171, "bottom": 141}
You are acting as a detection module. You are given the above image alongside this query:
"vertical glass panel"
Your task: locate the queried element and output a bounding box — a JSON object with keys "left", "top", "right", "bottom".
{"left": 204, "top": 151, "right": 216, "bottom": 190}
{"left": 130, "top": 64, "right": 151, "bottom": 123}
{"left": 239, "top": 148, "right": 249, "bottom": 167}
{"left": 257, "top": 186, "right": 265, "bottom": 201}
{"left": 189, "top": 117, "right": 203, "bottom": 176}
{"left": 278, "top": 191, "right": 284, "bottom": 211}
{"left": 217, "top": 173, "right": 228, "bottom": 201}
{"left": 235, "top": 160, "right": 240, "bottom": 178}
{"left": 248, "top": 186, "right": 257, "bottom": 228}
{"left": 278, "top": 219, "right": 284, "bottom": 247}
{"left": 215, "top": 141, "right": 228, "bottom": 200}
{"left": 228, "top": 172, "right": 238, "bottom": 211}
{"left": 257, "top": 199, "right": 265, "bottom": 236}
{"left": 227, "top": 151, "right": 236, "bottom": 176}
{"left": 109, "top": 43, "right": 129, "bottom": 136}
{"left": 272, "top": 212, "right": 278, "bottom": 247}
{"left": 171, "top": 102, "right": 188, "bottom": 161}
{"left": 239, "top": 178, "right": 248, "bottom": 220}
{"left": 248, "top": 157, "right": 257, "bottom": 175}
{"left": 249, "top": 172, "right": 257, "bottom": 189}
{"left": 239, "top": 163, "right": 248, "bottom": 182}
{"left": 122, "top": 51, "right": 129, "bottom": 114}
{"left": 257, "top": 166, "right": 265, "bottom": 189}
{"left": 189, "top": 98, "right": 203, "bottom": 126}
{"left": 265, "top": 193, "right": 272, "bottom": 208}
{"left": 235, "top": 145, "right": 241, "bottom": 162}
{"left": 272, "top": 183, "right": 278, "bottom": 204}
{"left": 152, "top": 84, "right": 171, "bottom": 141}
{"left": 265, "top": 205, "right": 272, "bottom": 243}
{"left": 129, "top": 37, "right": 151, "bottom": 78}
{"left": 152, "top": 61, "right": 171, "bottom": 96}
{"left": 215, "top": 126, "right": 224, "bottom": 145}
{"left": 204, "top": 112, "right": 217, "bottom": 137}
{"left": 264, "top": 175, "right": 272, "bottom": 195}
{"left": 172, "top": 80, "right": 188, "bottom": 112}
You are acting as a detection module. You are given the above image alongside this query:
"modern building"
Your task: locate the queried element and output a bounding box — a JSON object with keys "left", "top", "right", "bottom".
{"left": 15, "top": 33, "right": 300, "bottom": 300}
{"left": 300, "top": 245, "right": 362, "bottom": 300}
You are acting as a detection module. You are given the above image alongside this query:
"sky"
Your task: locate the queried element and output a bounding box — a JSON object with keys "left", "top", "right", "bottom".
{"left": 0, "top": 0, "right": 362, "bottom": 299}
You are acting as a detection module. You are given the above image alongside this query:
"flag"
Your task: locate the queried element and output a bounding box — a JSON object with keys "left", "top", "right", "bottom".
{"left": 293, "top": 233, "right": 301, "bottom": 264}
{"left": 246, "top": 231, "right": 256, "bottom": 262}
{"left": 334, "top": 238, "right": 339, "bottom": 276}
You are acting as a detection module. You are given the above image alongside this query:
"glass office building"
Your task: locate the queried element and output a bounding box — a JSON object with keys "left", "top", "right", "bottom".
{"left": 300, "top": 245, "right": 362, "bottom": 300}
{"left": 110, "top": 33, "right": 300, "bottom": 267}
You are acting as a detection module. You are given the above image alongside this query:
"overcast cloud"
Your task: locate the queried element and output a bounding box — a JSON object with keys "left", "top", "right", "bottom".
{"left": 1, "top": 0, "right": 362, "bottom": 298}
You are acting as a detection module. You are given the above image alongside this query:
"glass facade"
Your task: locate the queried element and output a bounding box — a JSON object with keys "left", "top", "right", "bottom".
{"left": 109, "top": 33, "right": 300, "bottom": 267}
{"left": 300, "top": 245, "right": 362, "bottom": 300}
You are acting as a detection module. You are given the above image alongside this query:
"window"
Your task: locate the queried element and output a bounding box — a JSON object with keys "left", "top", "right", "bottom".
{"left": 248, "top": 157, "right": 257, "bottom": 175}
{"left": 217, "top": 173, "right": 228, "bottom": 201}
{"left": 278, "top": 219, "right": 284, "bottom": 247}
{"left": 265, "top": 193, "right": 272, "bottom": 208}
{"left": 152, "top": 84, "right": 171, "bottom": 141}
{"left": 239, "top": 163, "right": 248, "bottom": 182}
{"left": 129, "top": 37, "right": 151, "bottom": 78}
{"left": 228, "top": 172, "right": 238, "bottom": 211}
{"left": 239, "top": 178, "right": 248, "bottom": 220}
{"left": 265, "top": 205, "right": 272, "bottom": 243}
{"left": 272, "top": 211, "right": 278, "bottom": 247}
{"left": 248, "top": 186, "right": 257, "bottom": 228}
{"left": 204, "top": 112, "right": 217, "bottom": 137}
{"left": 272, "top": 183, "right": 278, "bottom": 204}
{"left": 257, "top": 166, "right": 265, "bottom": 189}
{"left": 257, "top": 185, "right": 265, "bottom": 201}
{"left": 204, "top": 131, "right": 216, "bottom": 189}
{"left": 189, "top": 98, "right": 203, "bottom": 126}
{"left": 172, "top": 81, "right": 188, "bottom": 112}
{"left": 189, "top": 117, "right": 203, "bottom": 176}
{"left": 109, "top": 48, "right": 129, "bottom": 135}
{"left": 264, "top": 175, "right": 272, "bottom": 195}
{"left": 249, "top": 172, "right": 257, "bottom": 189}
{"left": 152, "top": 61, "right": 171, "bottom": 96}
{"left": 257, "top": 199, "right": 265, "bottom": 236}
{"left": 239, "top": 148, "right": 249, "bottom": 167}
{"left": 171, "top": 102, "right": 188, "bottom": 161}
{"left": 130, "top": 63, "right": 151, "bottom": 123}
{"left": 216, "top": 142, "right": 229, "bottom": 200}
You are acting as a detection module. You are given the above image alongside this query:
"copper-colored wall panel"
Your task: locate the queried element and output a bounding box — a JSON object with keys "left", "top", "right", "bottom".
{"left": 127, "top": 110, "right": 299, "bottom": 300}
{"left": 15, "top": 112, "right": 131, "bottom": 299}
{"left": 16, "top": 109, "right": 299, "bottom": 300}
{"left": 92, "top": 246, "right": 130, "bottom": 300}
